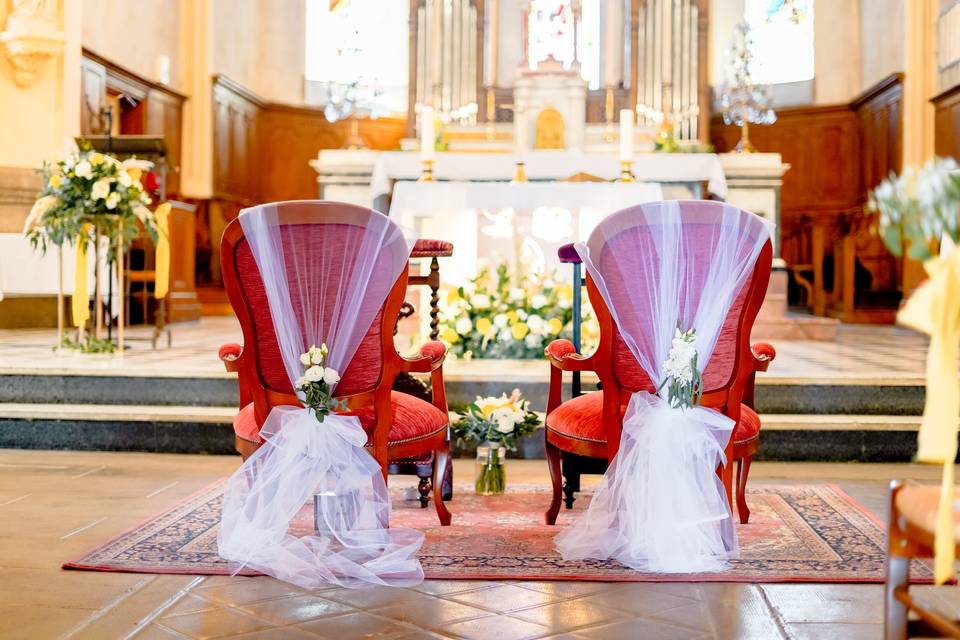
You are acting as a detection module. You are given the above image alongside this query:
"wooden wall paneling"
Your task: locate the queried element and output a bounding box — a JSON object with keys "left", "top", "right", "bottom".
{"left": 933, "top": 84, "right": 960, "bottom": 161}
{"left": 211, "top": 75, "right": 263, "bottom": 205}
{"left": 852, "top": 74, "right": 903, "bottom": 191}
{"left": 585, "top": 87, "right": 629, "bottom": 123}
{"left": 145, "top": 90, "right": 185, "bottom": 196}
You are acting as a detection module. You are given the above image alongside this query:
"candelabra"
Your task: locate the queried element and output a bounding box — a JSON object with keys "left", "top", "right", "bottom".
{"left": 719, "top": 22, "right": 777, "bottom": 153}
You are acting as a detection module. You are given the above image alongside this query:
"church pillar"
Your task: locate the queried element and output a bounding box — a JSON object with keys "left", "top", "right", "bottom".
{"left": 179, "top": 0, "right": 214, "bottom": 199}
{"left": 902, "top": 0, "right": 937, "bottom": 167}
{"left": 901, "top": 0, "right": 938, "bottom": 294}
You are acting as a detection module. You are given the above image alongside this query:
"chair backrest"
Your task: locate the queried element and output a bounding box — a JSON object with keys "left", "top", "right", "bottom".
{"left": 221, "top": 201, "right": 410, "bottom": 401}
{"left": 586, "top": 200, "right": 772, "bottom": 397}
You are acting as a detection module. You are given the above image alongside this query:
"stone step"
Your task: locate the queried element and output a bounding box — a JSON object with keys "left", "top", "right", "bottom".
{"left": 0, "top": 404, "right": 933, "bottom": 462}
{"left": 0, "top": 369, "right": 927, "bottom": 416}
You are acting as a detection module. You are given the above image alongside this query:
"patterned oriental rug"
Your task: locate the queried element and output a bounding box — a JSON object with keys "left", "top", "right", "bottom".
{"left": 64, "top": 482, "right": 930, "bottom": 583}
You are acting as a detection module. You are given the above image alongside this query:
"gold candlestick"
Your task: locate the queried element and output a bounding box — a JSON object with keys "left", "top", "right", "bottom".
{"left": 619, "top": 160, "right": 635, "bottom": 183}
{"left": 418, "top": 159, "right": 435, "bottom": 182}
{"left": 512, "top": 161, "right": 527, "bottom": 182}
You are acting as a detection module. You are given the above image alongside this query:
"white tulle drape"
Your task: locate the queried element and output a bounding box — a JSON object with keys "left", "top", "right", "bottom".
{"left": 555, "top": 201, "right": 772, "bottom": 573}
{"left": 218, "top": 201, "right": 424, "bottom": 588}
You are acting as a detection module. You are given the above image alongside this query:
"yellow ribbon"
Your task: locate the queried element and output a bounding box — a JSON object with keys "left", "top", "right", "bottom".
{"left": 898, "top": 250, "right": 960, "bottom": 584}
{"left": 72, "top": 225, "right": 92, "bottom": 328}
{"left": 154, "top": 203, "right": 172, "bottom": 299}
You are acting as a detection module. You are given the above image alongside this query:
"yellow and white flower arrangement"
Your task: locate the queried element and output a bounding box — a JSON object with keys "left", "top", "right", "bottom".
{"left": 24, "top": 140, "right": 158, "bottom": 255}
{"left": 294, "top": 344, "right": 344, "bottom": 423}
{"left": 453, "top": 389, "right": 541, "bottom": 451}
{"left": 439, "top": 261, "right": 590, "bottom": 359}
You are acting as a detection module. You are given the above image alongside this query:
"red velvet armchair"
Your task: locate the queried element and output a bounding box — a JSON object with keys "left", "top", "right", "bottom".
{"left": 544, "top": 213, "right": 775, "bottom": 527}
{"left": 218, "top": 203, "right": 452, "bottom": 526}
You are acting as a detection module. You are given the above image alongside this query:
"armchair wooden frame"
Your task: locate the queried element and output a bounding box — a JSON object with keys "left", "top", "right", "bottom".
{"left": 218, "top": 209, "right": 452, "bottom": 526}
{"left": 543, "top": 239, "right": 773, "bottom": 526}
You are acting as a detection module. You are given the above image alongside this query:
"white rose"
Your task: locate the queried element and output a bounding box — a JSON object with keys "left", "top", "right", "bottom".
{"left": 91, "top": 178, "right": 111, "bottom": 200}
{"left": 493, "top": 313, "right": 508, "bottom": 328}
{"left": 303, "top": 365, "right": 324, "bottom": 382}
{"left": 295, "top": 376, "right": 306, "bottom": 389}
{"left": 498, "top": 328, "right": 512, "bottom": 342}
{"left": 531, "top": 294, "right": 548, "bottom": 309}
{"left": 493, "top": 409, "right": 517, "bottom": 434}
{"left": 470, "top": 294, "right": 490, "bottom": 309}
{"left": 322, "top": 367, "right": 340, "bottom": 385}
{"left": 508, "top": 288, "right": 525, "bottom": 302}
{"left": 526, "top": 315, "right": 545, "bottom": 334}
{"left": 74, "top": 160, "right": 92, "bottom": 179}
{"left": 524, "top": 334, "right": 540, "bottom": 348}
{"left": 455, "top": 317, "right": 472, "bottom": 334}
{"left": 310, "top": 349, "right": 324, "bottom": 365}
{"left": 300, "top": 352, "right": 311, "bottom": 366}
{"left": 117, "top": 170, "right": 132, "bottom": 188}
{"left": 105, "top": 192, "right": 120, "bottom": 209}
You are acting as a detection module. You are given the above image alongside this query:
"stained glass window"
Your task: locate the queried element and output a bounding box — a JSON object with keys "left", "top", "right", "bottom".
{"left": 527, "top": 0, "right": 601, "bottom": 90}
{"left": 304, "top": 0, "right": 409, "bottom": 118}
{"left": 743, "top": 0, "right": 814, "bottom": 85}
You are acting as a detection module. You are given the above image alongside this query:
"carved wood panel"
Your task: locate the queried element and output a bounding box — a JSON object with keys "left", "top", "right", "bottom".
{"left": 934, "top": 84, "right": 960, "bottom": 162}
{"left": 852, "top": 74, "right": 903, "bottom": 192}
{"left": 80, "top": 58, "right": 108, "bottom": 135}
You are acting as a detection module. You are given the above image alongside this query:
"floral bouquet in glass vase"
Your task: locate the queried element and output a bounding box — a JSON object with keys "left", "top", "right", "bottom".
{"left": 295, "top": 344, "right": 344, "bottom": 423}
{"left": 453, "top": 389, "right": 540, "bottom": 495}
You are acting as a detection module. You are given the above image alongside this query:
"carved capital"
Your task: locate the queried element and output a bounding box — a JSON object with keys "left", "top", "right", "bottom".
{"left": 1, "top": 1, "right": 65, "bottom": 88}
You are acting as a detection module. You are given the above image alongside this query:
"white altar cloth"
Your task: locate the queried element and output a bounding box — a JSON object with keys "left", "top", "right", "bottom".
{"left": 369, "top": 151, "right": 725, "bottom": 201}
{"left": 389, "top": 181, "right": 663, "bottom": 287}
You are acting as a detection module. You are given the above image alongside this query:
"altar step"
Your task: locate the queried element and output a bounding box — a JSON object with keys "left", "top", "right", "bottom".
{"left": 0, "top": 403, "right": 935, "bottom": 462}
{"left": 0, "top": 371, "right": 926, "bottom": 416}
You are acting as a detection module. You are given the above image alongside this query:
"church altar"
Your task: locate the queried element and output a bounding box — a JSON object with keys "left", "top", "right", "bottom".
{"left": 311, "top": 150, "right": 729, "bottom": 210}
{"left": 389, "top": 180, "right": 663, "bottom": 288}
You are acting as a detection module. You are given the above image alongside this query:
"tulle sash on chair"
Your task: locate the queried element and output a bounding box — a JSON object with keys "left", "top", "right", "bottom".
{"left": 217, "top": 201, "right": 424, "bottom": 588}
{"left": 555, "top": 201, "right": 772, "bottom": 573}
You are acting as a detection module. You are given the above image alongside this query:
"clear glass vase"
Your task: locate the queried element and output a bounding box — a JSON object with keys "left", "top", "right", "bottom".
{"left": 475, "top": 442, "right": 507, "bottom": 495}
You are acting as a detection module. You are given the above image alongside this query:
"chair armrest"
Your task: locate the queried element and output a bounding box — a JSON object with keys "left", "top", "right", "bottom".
{"left": 545, "top": 339, "right": 593, "bottom": 371}
{"left": 219, "top": 343, "right": 243, "bottom": 372}
{"left": 400, "top": 340, "right": 447, "bottom": 373}
{"left": 751, "top": 342, "right": 776, "bottom": 372}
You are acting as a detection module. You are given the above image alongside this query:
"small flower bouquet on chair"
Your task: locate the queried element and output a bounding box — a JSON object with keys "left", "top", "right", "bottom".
{"left": 453, "top": 389, "right": 540, "bottom": 495}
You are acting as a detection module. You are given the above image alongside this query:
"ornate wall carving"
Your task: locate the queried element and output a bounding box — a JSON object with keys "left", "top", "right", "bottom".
{"left": 0, "top": 0, "right": 64, "bottom": 87}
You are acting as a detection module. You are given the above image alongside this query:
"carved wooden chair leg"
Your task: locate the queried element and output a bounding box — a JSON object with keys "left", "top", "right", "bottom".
{"left": 416, "top": 468, "right": 432, "bottom": 508}
{"left": 736, "top": 455, "right": 752, "bottom": 524}
{"left": 562, "top": 458, "right": 581, "bottom": 509}
{"left": 428, "top": 257, "right": 440, "bottom": 340}
{"left": 545, "top": 439, "right": 563, "bottom": 525}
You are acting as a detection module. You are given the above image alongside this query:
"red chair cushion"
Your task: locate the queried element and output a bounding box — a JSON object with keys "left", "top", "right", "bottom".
{"left": 545, "top": 391, "right": 760, "bottom": 450}
{"left": 233, "top": 391, "right": 448, "bottom": 446}
{"left": 411, "top": 238, "right": 454, "bottom": 257}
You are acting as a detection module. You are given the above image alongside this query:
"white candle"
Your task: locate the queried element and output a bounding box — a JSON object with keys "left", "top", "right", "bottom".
{"left": 514, "top": 111, "right": 526, "bottom": 156}
{"left": 619, "top": 109, "right": 634, "bottom": 162}
{"left": 421, "top": 107, "right": 436, "bottom": 161}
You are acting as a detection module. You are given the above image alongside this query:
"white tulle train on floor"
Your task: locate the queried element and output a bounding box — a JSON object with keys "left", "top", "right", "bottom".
{"left": 218, "top": 406, "right": 424, "bottom": 589}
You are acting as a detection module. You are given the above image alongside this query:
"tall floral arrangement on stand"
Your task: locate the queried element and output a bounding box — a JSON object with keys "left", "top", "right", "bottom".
{"left": 870, "top": 156, "right": 960, "bottom": 585}
{"left": 438, "top": 261, "right": 595, "bottom": 359}
{"left": 23, "top": 141, "right": 159, "bottom": 352}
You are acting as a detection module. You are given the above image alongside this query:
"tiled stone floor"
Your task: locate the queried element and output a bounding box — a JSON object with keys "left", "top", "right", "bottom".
{"left": 0, "top": 449, "right": 953, "bottom": 640}
{"left": 0, "top": 318, "right": 931, "bottom": 383}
